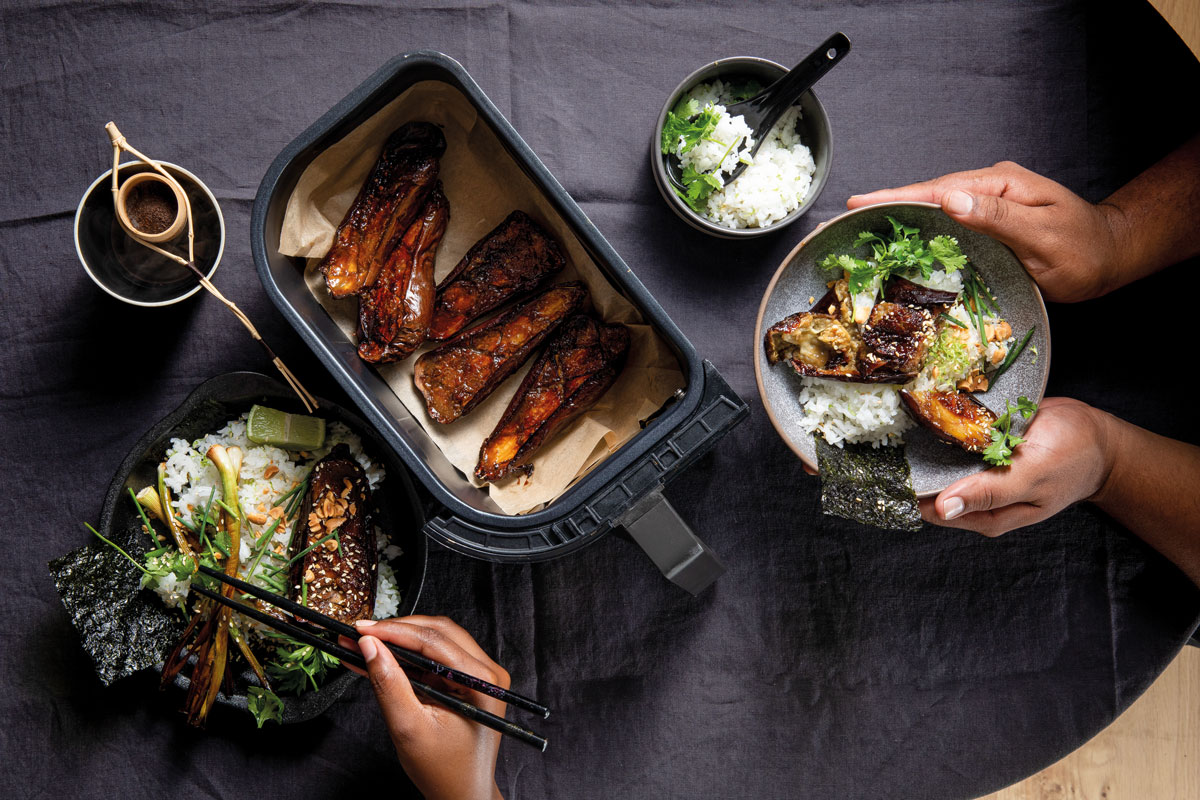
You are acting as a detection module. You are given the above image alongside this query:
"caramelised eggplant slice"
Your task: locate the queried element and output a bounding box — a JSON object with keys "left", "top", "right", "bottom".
{"left": 413, "top": 281, "right": 588, "bottom": 424}
{"left": 428, "top": 211, "right": 567, "bottom": 341}
{"left": 883, "top": 276, "right": 959, "bottom": 307}
{"left": 320, "top": 122, "right": 446, "bottom": 298}
{"left": 476, "top": 315, "right": 630, "bottom": 482}
{"left": 288, "top": 444, "right": 377, "bottom": 624}
{"left": 764, "top": 311, "right": 860, "bottom": 380}
{"left": 859, "top": 301, "right": 937, "bottom": 380}
{"left": 899, "top": 389, "right": 998, "bottom": 452}
{"left": 357, "top": 183, "right": 449, "bottom": 364}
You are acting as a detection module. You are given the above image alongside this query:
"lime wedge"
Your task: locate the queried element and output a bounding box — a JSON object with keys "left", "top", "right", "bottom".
{"left": 246, "top": 405, "right": 326, "bottom": 451}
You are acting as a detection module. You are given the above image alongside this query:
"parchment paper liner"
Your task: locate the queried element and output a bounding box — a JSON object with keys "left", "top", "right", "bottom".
{"left": 279, "top": 81, "right": 684, "bottom": 515}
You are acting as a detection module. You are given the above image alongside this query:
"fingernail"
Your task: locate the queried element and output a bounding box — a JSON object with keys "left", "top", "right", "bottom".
{"left": 848, "top": 194, "right": 862, "bottom": 200}
{"left": 942, "top": 496, "right": 966, "bottom": 520}
{"left": 355, "top": 619, "right": 377, "bottom": 627}
{"left": 359, "top": 636, "right": 379, "bottom": 663}
{"left": 944, "top": 190, "right": 973, "bottom": 216}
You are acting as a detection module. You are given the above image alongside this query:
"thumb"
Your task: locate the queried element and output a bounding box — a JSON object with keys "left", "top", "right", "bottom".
{"left": 935, "top": 467, "right": 1026, "bottom": 522}
{"left": 359, "top": 634, "right": 424, "bottom": 740}
{"left": 939, "top": 188, "right": 1033, "bottom": 245}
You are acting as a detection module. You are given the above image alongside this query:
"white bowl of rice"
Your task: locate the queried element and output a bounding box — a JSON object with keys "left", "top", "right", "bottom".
{"left": 651, "top": 56, "right": 832, "bottom": 238}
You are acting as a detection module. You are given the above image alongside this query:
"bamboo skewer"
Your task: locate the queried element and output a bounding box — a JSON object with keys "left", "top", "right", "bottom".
{"left": 105, "top": 122, "right": 317, "bottom": 412}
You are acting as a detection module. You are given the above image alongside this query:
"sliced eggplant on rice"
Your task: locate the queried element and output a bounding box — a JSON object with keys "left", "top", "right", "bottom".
{"left": 899, "top": 389, "right": 998, "bottom": 453}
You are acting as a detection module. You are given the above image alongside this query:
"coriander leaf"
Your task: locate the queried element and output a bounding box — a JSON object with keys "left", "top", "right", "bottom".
{"left": 982, "top": 430, "right": 1016, "bottom": 466}
{"left": 247, "top": 687, "right": 283, "bottom": 728}
{"left": 854, "top": 231, "right": 884, "bottom": 248}
{"left": 726, "top": 80, "right": 764, "bottom": 102}
{"left": 982, "top": 398, "right": 1038, "bottom": 466}
{"left": 671, "top": 96, "right": 700, "bottom": 119}
{"left": 929, "top": 235, "right": 967, "bottom": 272}
{"left": 660, "top": 100, "right": 721, "bottom": 155}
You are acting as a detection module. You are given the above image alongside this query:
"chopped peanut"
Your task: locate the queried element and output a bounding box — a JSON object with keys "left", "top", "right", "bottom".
{"left": 268, "top": 506, "right": 285, "bottom": 520}
{"left": 263, "top": 464, "right": 279, "bottom": 480}
{"left": 246, "top": 511, "right": 268, "bottom": 525}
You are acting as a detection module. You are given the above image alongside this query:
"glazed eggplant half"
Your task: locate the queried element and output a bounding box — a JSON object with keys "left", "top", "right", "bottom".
{"left": 288, "top": 444, "right": 377, "bottom": 624}
{"left": 357, "top": 183, "right": 450, "bottom": 364}
{"left": 899, "top": 389, "right": 998, "bottom": 452}
{"left": 765, "top": 277, "right": 944, "bottom": 383}
{"left": 414, "top": 281, "right": 588, "bottom": 424}
{"left": 320, "top": 122, "right": 446, "bottom": 298}
{"left": 476, "top": 315, "right": 630, "bottom": 482}
{"left": 428, "top": 210, "right": 567, "bottom": 341}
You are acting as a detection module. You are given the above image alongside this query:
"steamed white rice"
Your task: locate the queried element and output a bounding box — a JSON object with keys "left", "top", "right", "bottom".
{"left": 674, "top": 79, "right": 816, "bottom": 230}
{"left": 155, "top": 412, "right": 402, "bottom": 620}
{"left": 795, "top": 379, "right": 913, "bottom": 448}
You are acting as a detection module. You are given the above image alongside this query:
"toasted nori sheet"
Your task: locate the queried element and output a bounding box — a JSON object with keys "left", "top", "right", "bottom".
{"left": 48, "top": 537, "right": 183, "bottom": 686}
{"left": 815, "top": 435, "right": 923, "bottom": 531}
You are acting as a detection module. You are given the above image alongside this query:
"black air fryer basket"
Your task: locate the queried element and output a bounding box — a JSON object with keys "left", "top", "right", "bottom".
{"left": 251, "top": 51, "right": 747, "bottom": 594}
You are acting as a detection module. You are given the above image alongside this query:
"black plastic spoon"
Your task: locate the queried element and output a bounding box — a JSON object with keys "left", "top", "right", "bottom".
{"left": 667, "top": 32, "right": 851, "bottom": 189}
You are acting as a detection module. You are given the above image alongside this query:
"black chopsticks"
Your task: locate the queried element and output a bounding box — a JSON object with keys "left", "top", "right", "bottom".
{"left": 193, "top": 565, "right": 548, "bottom": 750}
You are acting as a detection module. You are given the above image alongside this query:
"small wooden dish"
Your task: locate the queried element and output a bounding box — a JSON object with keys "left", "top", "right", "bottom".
{"left": 115, "top": 172, "right": 185, "bottom": 242}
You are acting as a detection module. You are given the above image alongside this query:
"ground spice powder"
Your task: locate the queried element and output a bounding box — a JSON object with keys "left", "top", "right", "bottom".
{"left": 127, "top": 180, "right": 177, "bottom": 234}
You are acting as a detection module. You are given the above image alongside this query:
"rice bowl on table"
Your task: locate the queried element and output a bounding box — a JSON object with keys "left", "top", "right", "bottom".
{"left": 665, "top": 79, "right": 817, "bottom": 230}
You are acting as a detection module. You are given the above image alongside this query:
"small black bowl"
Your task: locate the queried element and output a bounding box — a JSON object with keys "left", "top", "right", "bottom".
{"left": 75, "top": 161, "right": 225, "bottom": 306}
{"left": 650, "top": 56, "right": 833, "bottom": 239}
{"left": 98, "top": 371, "right": 428, "bottom": 723}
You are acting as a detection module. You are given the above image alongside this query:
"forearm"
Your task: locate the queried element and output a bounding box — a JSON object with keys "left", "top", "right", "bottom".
{"left": 1091, "top": 410, "right": 1200, "bottom": 587}
{"left": 1101, "top": 134, "right": 1200, "bottom": 292}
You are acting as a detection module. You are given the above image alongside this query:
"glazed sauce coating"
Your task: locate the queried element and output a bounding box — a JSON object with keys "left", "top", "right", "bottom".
{"left": 413, "top": 282, "right": 588, "bottom": 423}
{"left": 357, "top": 183, "right": 450, "bottom": 363}
{"left": 476, "top": 315, "right": 630, "bottom": 481}
{"left": 320, "top": 122, "right": 446, "bottom": 298}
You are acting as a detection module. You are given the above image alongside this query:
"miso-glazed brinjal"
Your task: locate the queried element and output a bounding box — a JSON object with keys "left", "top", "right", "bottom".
{"left": 899, "top": 389, "right": 998, "bottom": 452}
{"left": 413, "top": 281, "right": 588, "bottom": 424}
{"left": 476, "top": 315, "right": 630, "bottom": 482}
{"left": 288, "top": 444, "right": 377, "bottom": 624}
{"left": 357, "top": 183, "right": 450, "bottom": 364}
{"left": 320, "top": 122, "right": 446, "bottom": 298}
{"left": 764, "top": 277, "right": 943, "bottom": 383}
{"left": 427, "top": 211, "right": 567, "bottom": 341}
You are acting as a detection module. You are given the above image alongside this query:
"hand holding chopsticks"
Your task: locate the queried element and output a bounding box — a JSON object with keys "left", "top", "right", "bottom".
{"left": 194, "top": 565, "right": 548, "bottom": 751}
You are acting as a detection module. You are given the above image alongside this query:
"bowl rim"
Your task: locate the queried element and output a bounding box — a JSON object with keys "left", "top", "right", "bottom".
{"left": 752, "top": 200, "right": 1053, "bottom": 495}
{"left": 74, "top": 160, "right": 225, "bottom": 308}
{"left": 650, "top": 55, "right": 832, "bottom": 239}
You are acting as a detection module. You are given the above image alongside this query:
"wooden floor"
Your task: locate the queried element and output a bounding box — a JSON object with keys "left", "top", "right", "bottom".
{"left": 977, "top": 645, "right": 1200, "bottom": 800}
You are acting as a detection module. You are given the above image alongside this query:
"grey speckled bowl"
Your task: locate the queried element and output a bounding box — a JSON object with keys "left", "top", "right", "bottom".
{"left": 754, "top": 202, "right": 1051, "bottom": 497}
{"left": 650, "top": 57, "right": 832, "bottom": 239}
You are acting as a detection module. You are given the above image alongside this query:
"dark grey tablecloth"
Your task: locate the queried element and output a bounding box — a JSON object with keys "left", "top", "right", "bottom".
{"left": 3, "top": 2, "right": 1199, "bottom": 798}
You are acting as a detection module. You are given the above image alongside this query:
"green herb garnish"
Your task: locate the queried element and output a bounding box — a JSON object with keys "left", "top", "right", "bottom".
{"left": 938, "top": 312, "right": 967, "bottom": 329}
{"left": 674, "top": 162, "right": 724, "bottom": 213}
{"left": 983, "top": 396, "right": 1038, "bottom": 466}
{"left": 263, "top": 632, "right": 342, "bottom": 694}
{"left": 660, "top": 98, "right": 722, "bottom": 155}
{"left": 247, "top": 686, "right": 284, "bottom": 728}
{"left": 820, "top": 216, "right": 968, "bottom": 295}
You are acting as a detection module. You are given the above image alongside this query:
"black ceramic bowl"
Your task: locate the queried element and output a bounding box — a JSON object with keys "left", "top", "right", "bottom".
{"left": 650, "top": 56, "right": 832, "bottom": 239}
{"left": 75, "top": 161, "right": 224, "bottom": 306}
{"left": 98, "top": 371, "right": 428, "bottom": 723}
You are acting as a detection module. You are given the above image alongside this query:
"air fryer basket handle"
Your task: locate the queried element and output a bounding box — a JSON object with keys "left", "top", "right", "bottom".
{"left": 618, "top": 489, "right": 726, "bottom": 595}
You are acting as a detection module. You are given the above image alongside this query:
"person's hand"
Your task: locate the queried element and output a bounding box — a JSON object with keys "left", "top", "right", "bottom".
{"left": 846, "top": 161, "right": 1128, "bottom": 303}
{"left": 922, "top": 397, "right": 1115, "bottom": 536}
{"left": 341, "top": 616, "right": 508, "bottom": 800}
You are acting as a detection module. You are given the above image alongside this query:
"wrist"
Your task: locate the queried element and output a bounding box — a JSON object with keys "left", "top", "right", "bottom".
{"left": 1093, "top": 200, "right": 1132, "bottom": 299}
{"left": 1086, "top": 407, "right": 1123, "bottom": 506}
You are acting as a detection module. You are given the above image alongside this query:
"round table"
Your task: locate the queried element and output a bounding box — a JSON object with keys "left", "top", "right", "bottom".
{"left": 3, "top": 1, "right": 1198, "bottom": 798}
